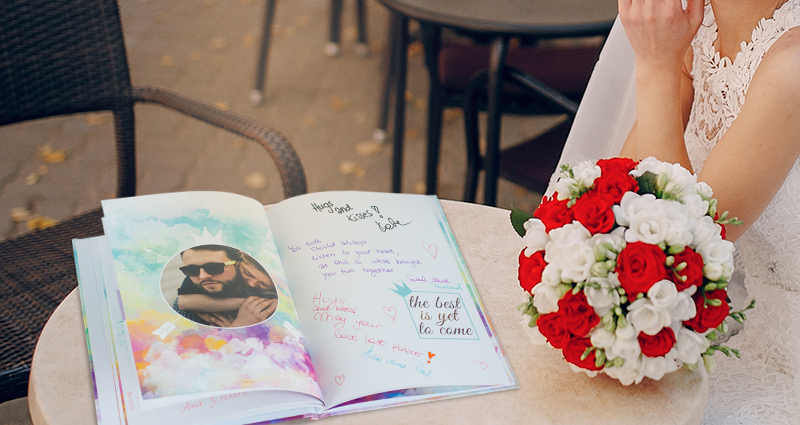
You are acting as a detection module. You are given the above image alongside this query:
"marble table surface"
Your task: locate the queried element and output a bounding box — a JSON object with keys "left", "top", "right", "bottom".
{"left": 29, "top": 200, "right": 708, "bottom": 425}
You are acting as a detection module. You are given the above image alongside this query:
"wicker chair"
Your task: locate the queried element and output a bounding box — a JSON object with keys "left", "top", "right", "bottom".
{"left": 0, "top": 0, "right": 307, "bottom": 402}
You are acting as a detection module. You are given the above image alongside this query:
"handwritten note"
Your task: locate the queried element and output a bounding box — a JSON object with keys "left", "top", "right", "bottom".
{"left": 309, "top": 201, "right": 411, "bottom": 232}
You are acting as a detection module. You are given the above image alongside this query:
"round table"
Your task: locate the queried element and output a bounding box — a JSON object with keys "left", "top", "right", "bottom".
{"left": 28, "top": 200, "right": 708, "bottom": 425}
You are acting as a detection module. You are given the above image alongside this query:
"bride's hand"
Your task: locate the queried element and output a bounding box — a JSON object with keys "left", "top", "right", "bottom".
{"left": 618, "top": 0, "right": 704, "bottom": 71}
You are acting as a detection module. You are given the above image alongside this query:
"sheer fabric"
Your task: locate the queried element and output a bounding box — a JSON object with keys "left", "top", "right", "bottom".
{"left": 553, "top": 2, "right": 800, "bottom": 423}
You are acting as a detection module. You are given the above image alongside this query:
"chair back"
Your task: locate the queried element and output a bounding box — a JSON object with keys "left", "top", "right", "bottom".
{"left": 0, "top": 0, "right": 136, "bottom": 196}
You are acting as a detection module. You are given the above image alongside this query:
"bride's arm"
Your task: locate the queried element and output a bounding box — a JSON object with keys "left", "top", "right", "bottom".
{"left": 696, "top": 30, "right": 800, "bottom": 241}
{"left": 617, "top": 0, "right": 704, "bottom": 169}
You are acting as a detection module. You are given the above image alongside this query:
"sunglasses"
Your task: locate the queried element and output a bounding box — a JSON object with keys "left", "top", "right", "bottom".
{"left": 180, "top": 260, "right": 237, "bottom": 277}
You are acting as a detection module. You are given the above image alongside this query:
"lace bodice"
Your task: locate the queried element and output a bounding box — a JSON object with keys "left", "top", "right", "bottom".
{"left": 683, "top": 1, "right": 800, "bottom": 423}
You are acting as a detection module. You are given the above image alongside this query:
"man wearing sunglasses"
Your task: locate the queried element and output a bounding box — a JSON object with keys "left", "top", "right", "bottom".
{"left": 172, "top": 244, "right": 277, "bottom": 328}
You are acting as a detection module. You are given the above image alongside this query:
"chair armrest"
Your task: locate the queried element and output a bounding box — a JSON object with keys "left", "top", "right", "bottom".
{"left": 130, "top": 85, "right": 307, "bottom": 198}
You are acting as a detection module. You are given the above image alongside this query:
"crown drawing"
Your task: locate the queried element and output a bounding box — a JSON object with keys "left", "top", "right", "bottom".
{"left": 191, "top": 227, "right": 225, "bottom": 245}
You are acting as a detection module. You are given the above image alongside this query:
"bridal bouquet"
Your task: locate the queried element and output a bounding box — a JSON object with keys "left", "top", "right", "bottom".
{"left": 514, "top": 157, "right": 752, "bottom": 385}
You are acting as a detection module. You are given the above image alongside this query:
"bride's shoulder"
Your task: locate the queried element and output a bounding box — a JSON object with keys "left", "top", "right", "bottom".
{"left": 755, "top": 28, "right": 800, "bottom": 91}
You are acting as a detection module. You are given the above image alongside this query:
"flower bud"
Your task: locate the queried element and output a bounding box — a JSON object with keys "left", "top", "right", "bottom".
{"left": 703, "top": 355, "right": 716, "bottom": 374}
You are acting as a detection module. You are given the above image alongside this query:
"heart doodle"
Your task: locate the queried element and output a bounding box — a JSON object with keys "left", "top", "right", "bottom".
{"left": 427, "top": 352, "right": 436, "bottom": 363}
{"left": 383, "top": 306, "right": 397, "bottom": 322}
{"left": 474, "top": 360, "right": 488, "bottom": 370}
{"left": 422, "top": 242, "right": 438, "bottom": 259}
{"left": 335, "top": 375, "right": 345, "bottom": 385}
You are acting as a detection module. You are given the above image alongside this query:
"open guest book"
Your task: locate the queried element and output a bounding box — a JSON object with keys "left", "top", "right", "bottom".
{"left": 74, "top": 191, "right": 517, "bottom": 425}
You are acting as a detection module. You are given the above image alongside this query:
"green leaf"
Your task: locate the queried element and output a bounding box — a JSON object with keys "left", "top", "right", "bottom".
{"left": 510, "top": 207, "right": 534, "bottom": 237}
{"left": 636, "top": 171, "right": 658, "bottom": 195}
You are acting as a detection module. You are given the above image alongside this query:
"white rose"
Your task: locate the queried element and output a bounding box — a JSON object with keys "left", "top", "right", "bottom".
{"left": 614, "top": 192, "right": 654, "bottom": 227}
{"left": 641, "top": 355, "right": 669, "bottom": 381}
{"left": 615, "top": 322, "right": 637, "bottom": 341}
{"left": 557, "top": 242, "right": 595, "bottom": 283}
{"left": 703, "top": 262, "right": 724, "bottom": 281}
{"left": 554, "top": 177, "right": 580, "bottom": 201}
{"left": 531, "top": 284, "right": 560, "bottom": 314}
{"left": 590, "top": 327, "right": 616, "bottom": 349}
{"left": 691, "top": 216, "right": 723, "bottom": 248}
{"left": 647, "top": 279, "right": 678, "bottom": 309}
{"left": 626, "top": 207, "right": 670, "bottom": 244}
{"left": 589, "top": 232, "right": 626, "bottom": 261}
{"left": 697, "top": 238, "right": 734, "bottom": 265}
{"left": 548, "top": 221, "right": 591, "bottom": 246}
{"left": 668, "top": 291, "right": 696, "bottom": 322}
{"left": 573, "top": 161, "right": 602, "bottom": 189}
{"left": 540, "top": 263, "right": 563, "bottom": 287}
{"left": 522, "top": 218, "right": 549, "bottom": 256}
{"left": 694, "top": 181, "right": 714, "bottom": 200}
{"left": 628, "top": 298, "right": 671, "bottom": 336}
{"left": 585, "top": 277, "right": 621, "bottom": 316}
{"left": 675, "top": 328, "right": 710, "bottom": 365}
{"left": 604, "top": 356, "right": 644, "bottom": 386}
{"left": 608, "top": 335, "right": 641, "bottom": 362}
{"left": 631, "top": 156, "right": 667, "bottom": 177}
{"left": 682, "top": 193, "right": 710, "bottom": 220}
{"left": 660, "top": 200, "right": 694, "bottom": 247}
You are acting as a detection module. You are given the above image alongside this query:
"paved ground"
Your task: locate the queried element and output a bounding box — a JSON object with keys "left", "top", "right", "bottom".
{"left": 0, "top": 0, "right": 558, "bottom": 421}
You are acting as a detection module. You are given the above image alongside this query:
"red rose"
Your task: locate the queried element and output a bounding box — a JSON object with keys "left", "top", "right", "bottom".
{"left": 615, "top": 242, "right": 669, "bottom": 298}
{"left": 637, "top": 327, "right": 676, "bottom": 357}
{"left": 537, "top": 313, "right": 573, "bottom": 349}
{"left": 684, "top": 290, "right": 730, "bottom": 333}
{"left": 563, "top": 337, "right": 603, "bottom": 371}
{"left": 670, "top": 247, "right": 704, "bottom": 291}
{"left": 596, "top": 157, "right": 638, "bottom": 175}
{"left": 518, "top": 249, "right": 547, "bottom": 293}
{"left": 533, "top": 196, "right": 573, "bottom": 232}
{"left": 571, "top": 191, "right": 616, "bottom": 235}
{"left": 593, "top": 171, "right": 639, "bottom": 205}
{"left": 556, "top": 291, "right": 600, "bottom": 337}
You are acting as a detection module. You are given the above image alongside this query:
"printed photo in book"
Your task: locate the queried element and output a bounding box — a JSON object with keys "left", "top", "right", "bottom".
{"left": 74, "top": 191, "right": 517, "bottom": 425}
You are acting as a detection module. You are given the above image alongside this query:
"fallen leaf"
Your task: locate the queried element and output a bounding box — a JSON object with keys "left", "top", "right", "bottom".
{"left": 330, "top": 95, "right": 351, "bottom": 111}
{"left": 304, "top": 116, "right": 318, "bottom": 128}
{"left": 355, "top": 141, "right": 382, "bottom": 156}
{"left": 38, "top": 145, "right": 67, "bottom": 164}
{"left": 209, "top": 37, "right": 227, "bottom": 51}
{"left": 25, "top": 172, "right": 39, "bottom": 185}
{"left": 215, "top": 101, "right": 230, "bottom": 111}
{"left": 443, "top": 109, "right": 463, "bottom": 122}
{"left": 159, "top": 55, "right": 175, "bottom": 67}
{"left": 404, "top": 90, "right": 413, "bottom": 102}
{"left": 10, "top": 207, "right": 31, "bottom": 223}
{"left": 413, "top": 182, "right": 426, "bottom": 194}
{"left": 405, "top": 129, "right": 418, "bottom": 140}
{"left": 242, "top": 34, "right": 256, "bottom": 46}
{"left": 343, "top": 26, "right": 358, "bottom": 42}
{"left": 339, "top": 161, "right": 366, "bottom": 178}
{"left": 244, "top": 171, "right": 267, "bottom": 189}
{"left": 38, "top": 165, "right": 48, "bottom": 175}
{"left": 407, "top": 41, "right": 423, "bottom": 58}
{"left": 27, "top": 215, "right": 58, "bottom": 231}
{"left": 413, "top": 98, "right": 427, "bottom": 111}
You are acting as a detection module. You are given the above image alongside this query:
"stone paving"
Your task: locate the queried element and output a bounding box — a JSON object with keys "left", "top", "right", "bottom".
{"left": 0, "top": 0, "right": 557, "bottom": 421}
{"left": 0, "top": 0, "right": 551, "bottom": 242}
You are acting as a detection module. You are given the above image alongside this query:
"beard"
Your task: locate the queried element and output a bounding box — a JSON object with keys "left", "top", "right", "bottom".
{"left": 197, "top": 275, "right": 244, "bottom": 297}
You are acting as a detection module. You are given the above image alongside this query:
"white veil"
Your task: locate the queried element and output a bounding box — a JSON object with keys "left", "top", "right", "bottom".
{"left": 545, "top": 17, "right": 637, "bottom": 194}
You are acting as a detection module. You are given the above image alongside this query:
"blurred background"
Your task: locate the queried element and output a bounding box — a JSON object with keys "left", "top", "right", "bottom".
{"left": 0, "top": 0, "right": 555, "bottom": 242}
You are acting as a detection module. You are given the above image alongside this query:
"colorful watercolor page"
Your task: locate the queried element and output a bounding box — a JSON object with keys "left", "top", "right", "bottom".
{"left": 266, "top": 191, "right": 516, "bottom": 409}
{"left": 100, "top": 192, "right": 324, "bottom": 417}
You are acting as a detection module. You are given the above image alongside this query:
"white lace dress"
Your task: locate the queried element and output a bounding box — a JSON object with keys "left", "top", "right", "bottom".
{"left": 684, "top": 1, "right": 800, "bottom": 423}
